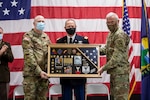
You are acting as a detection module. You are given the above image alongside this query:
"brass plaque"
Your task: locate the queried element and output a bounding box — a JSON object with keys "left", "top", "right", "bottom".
{"left": 47, "top": 44, "right": 100, "bottom": 77}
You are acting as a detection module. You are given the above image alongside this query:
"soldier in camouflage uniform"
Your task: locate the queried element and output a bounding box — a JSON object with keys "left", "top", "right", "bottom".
{"left": 97, "top": 12, "right": 130, "bottom": 100}
{"left": 22, "top": 15, "right": 51, "bottom": 100}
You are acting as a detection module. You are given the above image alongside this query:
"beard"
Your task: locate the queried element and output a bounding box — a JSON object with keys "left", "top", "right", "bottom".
{"left": 107, "top": 23, "right": 118, "bottom": 32}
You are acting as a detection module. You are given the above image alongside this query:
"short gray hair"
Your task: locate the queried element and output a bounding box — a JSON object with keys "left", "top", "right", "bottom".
{"left": 65, "top": 19, "right": 76, "bottom": 26}
{"left": 106, "top": 12, "right": 119, "bottom": 20}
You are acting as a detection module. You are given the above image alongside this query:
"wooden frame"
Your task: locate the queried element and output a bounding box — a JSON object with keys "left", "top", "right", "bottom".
{"left": 47, "top": 44, "right": 100, "bottom": 77}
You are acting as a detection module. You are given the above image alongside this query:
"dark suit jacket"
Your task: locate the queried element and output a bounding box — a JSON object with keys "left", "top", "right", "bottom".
{"left": 0, "top": 40, "right": 14, "bottom": 82}
{"left": 56, "top": 34, "right": 89, "bottom": 85}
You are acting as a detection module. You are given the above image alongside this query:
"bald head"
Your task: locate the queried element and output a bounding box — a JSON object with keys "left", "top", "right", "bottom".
{"left": 106, "top": 12, "right": 119, "bottom": 21}
{"left": 34, "top": 15, "right": 45, "bottom": 24}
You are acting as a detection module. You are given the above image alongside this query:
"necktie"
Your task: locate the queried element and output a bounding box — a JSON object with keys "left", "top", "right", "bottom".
{"left": 69, "top": 38, "right": 72, "bottom": 44}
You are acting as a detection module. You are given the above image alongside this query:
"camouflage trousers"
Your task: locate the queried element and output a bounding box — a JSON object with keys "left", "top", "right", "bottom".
{"left": 23, "top": 76, "right": 49, "bottom": 100}
{"left": 110, "top": 74, "right": 129, "bottom": 100}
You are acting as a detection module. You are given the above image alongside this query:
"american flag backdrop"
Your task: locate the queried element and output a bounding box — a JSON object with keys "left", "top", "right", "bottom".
{"left": 0, "top": 0, "right": 150, "bottom": 98}
{"left": 122, "top": 0, "right": 135, "bottom": 99}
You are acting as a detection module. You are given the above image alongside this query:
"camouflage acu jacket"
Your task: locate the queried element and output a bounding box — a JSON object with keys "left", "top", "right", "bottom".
{"left": 100, "top": 28, "right": 130, "bottom": 75}
{"left": 22, "top": 29, "right": 50, "bottom": 76}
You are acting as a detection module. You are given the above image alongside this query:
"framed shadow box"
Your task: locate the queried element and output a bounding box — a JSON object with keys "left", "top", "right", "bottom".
{"left": 47, "top": 44, "right": 100, "bottom": 77}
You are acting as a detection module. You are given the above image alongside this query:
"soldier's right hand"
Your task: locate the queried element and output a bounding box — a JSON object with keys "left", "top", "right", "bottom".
{"left": 1, "top": 45, "right": 8, "bottom": 52}
{"left": 97, "top": 66, "right": 103, "bottom": 76}
{"left": 40, "top": 71, "right": 48, "bottom": 79}
{"left": 0, "top": 45, "right": 8, "bottom": 55}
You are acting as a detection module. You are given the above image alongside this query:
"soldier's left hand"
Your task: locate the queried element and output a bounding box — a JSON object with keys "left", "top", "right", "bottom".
{"left": 1, "top": 45, "right": 8, "bottom": 53}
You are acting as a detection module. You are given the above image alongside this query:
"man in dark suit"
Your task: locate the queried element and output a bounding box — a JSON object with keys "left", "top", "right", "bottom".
{"left": 0, "top": 27, "right": 14, "bottom": 100}
{"left": 56, "top": 19, "right": 89, "bottom": 100}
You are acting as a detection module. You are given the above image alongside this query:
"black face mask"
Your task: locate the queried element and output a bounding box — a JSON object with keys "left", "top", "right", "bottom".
{"left": 66, "top": 28, "right": 76, "bottom": 35}
{"left": 107, "top": 23, "right": 118, "bottom": 32}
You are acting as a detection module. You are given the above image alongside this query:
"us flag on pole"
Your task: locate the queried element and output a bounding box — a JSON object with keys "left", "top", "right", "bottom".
{"left": 122, "top": 0, "right": 130, "bottom": 35}
{"left": 122, "top": 0, "right": 135, "bottom": 99}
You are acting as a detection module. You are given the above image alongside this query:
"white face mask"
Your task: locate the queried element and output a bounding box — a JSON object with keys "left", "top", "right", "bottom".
{"left": 36, "top": 22, "right": 45, "bottom": 31}
{"left": 0, "top": 34, "right": 3, "bottom": 40}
